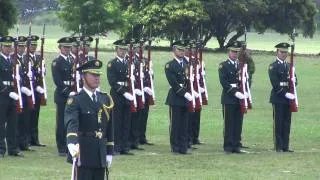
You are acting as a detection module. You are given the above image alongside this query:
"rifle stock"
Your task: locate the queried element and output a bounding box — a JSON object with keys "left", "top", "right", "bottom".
{"left": 289, "top": 44, "right": 298, "bottom": 112}
{"left": 13, "top": 41, "right": 23, "bottom": 113}
{"left": 146, "top": 30, "right": 155, "bottom": 105}
{"left": 128, "top": 41, "right": 137, "bottom": 112}
{"left": 39, "top": 24, "right": 47, "bottom": 106}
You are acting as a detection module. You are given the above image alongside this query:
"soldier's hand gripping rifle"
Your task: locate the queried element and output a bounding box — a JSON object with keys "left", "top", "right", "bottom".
{"left": 289, "top": 28, "right": 298, "bottom": 112}
{"left": 146, "top": 27, "right": 155, "bottom": 105}
{"left": 136, "top": 33, "right": 145, "bottom": 110}
{"left": 13, "top": 31, "right": 23, "bottom": 113}
{"left": 198, "top": 25, "right": 208, "bottom": 105}
{"left": 187, "top": 43, "right": 196, "bottom": 113}
{"left": 39, "top": 24, "right": 47, "bottom": 106}
{"left": 128, "top": 28, "right": 137, "bottom": 112}
{"left": 72, "top": 36, "right": 81, "bottom": 93}
{"left": 26, "top": 23, "right": 36, "bottom": 109}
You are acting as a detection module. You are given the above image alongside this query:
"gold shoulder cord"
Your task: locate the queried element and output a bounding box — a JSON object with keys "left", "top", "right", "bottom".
{"left": 101, "top": 93, "right": 115, "bottom": 122}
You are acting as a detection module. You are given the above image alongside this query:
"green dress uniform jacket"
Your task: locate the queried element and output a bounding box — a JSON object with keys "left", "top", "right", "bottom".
{"left": 65, "top": 90, "right": 114, "bottom": 168}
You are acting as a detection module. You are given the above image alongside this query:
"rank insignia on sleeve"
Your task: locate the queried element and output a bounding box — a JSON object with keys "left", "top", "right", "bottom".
{"left": 67, "top": 98, "right": 73, "bottom": 105}
{"left": 108, "top": 63, "right": 112, "bottom": 68}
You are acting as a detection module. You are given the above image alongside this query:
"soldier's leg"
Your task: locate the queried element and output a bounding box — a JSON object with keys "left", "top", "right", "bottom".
{"left": 92, "top": 168, "right": 105, "bottom": 180}
{"left": 112, "top": 103, "right": 121, "bottom": 153}
{"left": 223, "top": 104, "right": 234, "bottom": 152}
{"left": 139, "top": 103, "right": 149, "bottom": 144}
{"left": 121, "top": 105, "right": 131, "bottom": 152}
{"left": 234, "top": 105, "right": 244, "bottom": 150}
{"left": 273, "top": 104, "right": 284, "bottom": 151}
{"left": 282, "top": 104, "right": 292, "bottom": 151}
{"left": 18, "top": 108, "right": 30, "bottom": 150}
{"left": 129, "top": 111, "right": 140, "bottom": 148}
{"left": 55, "top": 103, "right": 67, "bottom": 154}
{"left": 0, "top": 105, "right": 8, "bottom": 155}
{"left": 30, "top": 98, "right": 41, "bottom": 145}
{"left": 6, "top": 103, "right": 19, "bottom": 154}
{"left": 179, "top": 107, "right": 189, "bottom": 153}
{"left": 77, "top": 167, "right": 93, "bottom": 180}
{"left": 192, "top": 110, "right": 201, "bottom": 144}
{"left": 170, "top": 106, "right": 181, "bottom": 152}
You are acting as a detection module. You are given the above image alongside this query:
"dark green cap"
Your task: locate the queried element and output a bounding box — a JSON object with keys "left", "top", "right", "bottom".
{"left": 77, "top": 59, "right": 103, "bottom": 75}
{"left": 275, "top": 42, "right": 290, "bottom": 52}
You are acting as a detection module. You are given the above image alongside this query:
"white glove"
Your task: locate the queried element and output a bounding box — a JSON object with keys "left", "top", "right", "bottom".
{"left": 291, "top": 77, "right": 296, "bottom": 83}
{"left": 184, "top": 92, "right": 193, "bottom": 102}
{"left": 123, "top": 92, "right": 134, "bottom": 101}
{"left": 143, "top": 87, "right": 153, "bottom": 96}
{"left": 199, "top": 87, "right": 205, "bottom": 93}
{"left": 201, "top": 71, "right": 205, "bottom": 76}
{"left": 189, "top": 75, "right": 194, "bottom": 82}
{"left": 130, "top": 75, "right": 136, "bottom": 81}
{"left": 9, "top": 92, "right": 19, "bottom": 101}
{"left": 27, "top": 71, "right": 33, "bottom": 79}
{"left": 149, "top": 69, "right": 154, "bottom": 75}
{"left": 106, "top": 155, "right": 112, "bottom": 168}
{"left": 140, "top": 72, "right": 144, "bottom": 79}
{"left": 193, "top": 91, "right": 199, "bottom": 98}
{"left": 69, "top": 91, "right": 76, "bottom": 96}
{"left": 67, "top": 144, "right": 79, "bottom": 157}
{"left": 21, "top": 87, "right": 32, "bottom": 96}
{"left": 235, "top": 92, "right": 245, "bottom": 99}
{"left": 244, "top": 92, "right": 249, "bottom": 98}
{"left": 285, "top": 93, "right": 295, "bottom": 100}
{"left": 134, "top": 89, "right": 143, "bottom": 96}
{"left": 196, "top": 74, "right": 200, "bottom": 80}
{"left": 36, "top": 86, "right": 45, "bottom": 94}
{"left": 76, "top": 72, "right": 81, "bottom": 81}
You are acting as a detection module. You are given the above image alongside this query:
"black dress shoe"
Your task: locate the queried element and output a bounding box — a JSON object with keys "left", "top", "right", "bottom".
{"left": 120, "top": 151, "right": 134, "bottom": 155}
{"left": 283, "top": 149, "right": 294, "bottom": 153}
{"left": 31, "top": 143, "right": 46, "bottom": 147}
{"left": 58, "top": 152, "right": 67, "bottom": 157}
{"left": 240, "top": 145, "right": 249, "bottom": 149}
{"left": 140, "top": 140, "right": 154, "bottom": 145}
{"left": 131, "top": 145, "right": 144, "bottom": 150}
{"left": 233, "top": 149, "right": 248, "bottom": 154}
{"left": 275, "top": 149, "right": 283, "bottom": 152}
{"left": 20, "top": 147, "right": 35, "bottom": 152}
{"left": 8, "top": 152, "right": 24, "bottom": 157}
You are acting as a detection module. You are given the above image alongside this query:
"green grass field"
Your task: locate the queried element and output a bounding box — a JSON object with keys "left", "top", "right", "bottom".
{"left": 1, "top": 25, "right": 320, "bottom": 179}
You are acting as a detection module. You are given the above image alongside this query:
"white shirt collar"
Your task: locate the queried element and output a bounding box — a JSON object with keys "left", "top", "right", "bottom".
{"left": 116, "top": 56, "right": 124, "bottom": 62}
{"left": 174, "top": 56, "right": 183, "bottom": 63}
{"left": 184, "top": 56, "right": 189, "bottom": 62}
{"left": 1, "top": 53, "right": 9, "bottom": 60}
{"left": 228, "top": 58, "right": 237, "bottom": 65}
{"left": 276, "top": 57, "right": 284, "bottom": 64}
{"left": 60, "top": 53, "right": 68, "bottom": 60}
{"left": 83, "top": 86, "right": 97, "bottom": 102}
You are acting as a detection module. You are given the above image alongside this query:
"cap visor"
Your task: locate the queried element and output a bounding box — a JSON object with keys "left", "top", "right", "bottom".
{"left": 83, "top": 69, "right": 103, "bottom": 75}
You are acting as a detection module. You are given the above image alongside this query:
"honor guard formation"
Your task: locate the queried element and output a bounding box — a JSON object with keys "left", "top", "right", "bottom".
{"left": 0, "top": 25, "right": 299, "bottom": 179}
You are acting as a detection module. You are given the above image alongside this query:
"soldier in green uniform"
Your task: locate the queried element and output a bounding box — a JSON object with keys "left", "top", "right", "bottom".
{"left": 13, "top": 36, "right": 34, "bottom": 151}
{"left": 65, "top": 59, "right": 114, "bottom": 180}
{"left": 52, "top": 37, "right": 74, "bottom": 156}
{"left": 268, "top": 42, "right": 296, "bottom": 152}
{"left": 27, "top": 35, "right": 46, "bottom": 147}
{"left": 0, "top": 36, "right": 24, "bottom": 157}
{"left": 165, "top": 40, "right": 191, "bottom": 154}
{"left": 107, "top": 39, "right": 134, "bottom": 155}
{"left": 218, "top": 41, "right": 247, "bottom": 154}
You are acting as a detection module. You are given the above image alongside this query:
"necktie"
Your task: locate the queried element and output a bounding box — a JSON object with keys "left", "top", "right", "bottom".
{"left": 180, "top": 61, "right": 183, "bottom": 67}
{"left": 92, "top": 93, "right": 96, "bottom": 103}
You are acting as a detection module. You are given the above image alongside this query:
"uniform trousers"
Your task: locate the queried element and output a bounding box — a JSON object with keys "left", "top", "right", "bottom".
{"left": 169, "top": 106, "right": 188, "bottom": 153}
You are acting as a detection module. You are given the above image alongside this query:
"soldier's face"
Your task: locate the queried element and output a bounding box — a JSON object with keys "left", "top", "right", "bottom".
{"left": 1, "top": 45, "right": 13, "bottom": 56}
{"left": 116, "top": 47, "right": 127, "bottom": 58}
{"left": 59, "top": 46, "right": 71, "bottom": 55}
{"left": 228, "top": 50, "right": 239, "bottom": 61}
{"left": 17, "top": 45, "right": 26, "bottom": 54}
{"left": 173, "top": 47, "right": 184, "bottom": 58}
{"left": 83, "top": 73, "right": 100, "bottom": 90}
{"left": 30, "top": 44, "right": 37, "bottom": 52}
{"left": 276, "top": 50, "right": 288, "bottom": 60}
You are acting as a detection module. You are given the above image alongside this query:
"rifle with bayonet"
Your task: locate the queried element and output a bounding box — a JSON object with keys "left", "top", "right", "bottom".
{"left": 289, "top": 28, "right": 298, "bottom": 112}
{"left": 197, "top": 25, "right": 208, "bottom": 105}
{"left": 136, "top": 28, "right": 145, "bottom": 110}
{"left": 26, "top": 23, "right": 36, "bottom": 109}
{"left": 39, "top": 24, "right": 47, "bottom": 106}
{"left": 145, "top": 27, "right": 155, "bottom": 105}
{"left": 12, "top": 27, "right": 23, "bottom": 113}
{"left": 128, "top": 26, "right": 137, "bottom": 112}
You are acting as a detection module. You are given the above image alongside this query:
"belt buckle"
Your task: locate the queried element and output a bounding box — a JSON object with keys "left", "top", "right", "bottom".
{"left": 95, "top": 131, "right": 103, "bottom": 139}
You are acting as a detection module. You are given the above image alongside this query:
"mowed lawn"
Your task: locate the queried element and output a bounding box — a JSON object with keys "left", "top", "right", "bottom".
{"left": 1, "top": 26, "right": 319, "bottom": 179}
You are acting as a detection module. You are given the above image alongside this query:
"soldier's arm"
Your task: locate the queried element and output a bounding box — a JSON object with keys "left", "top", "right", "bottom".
{"left": 107, "top": 61, "right": 127, "bottom": 95}
{"left": 51, "top": 59, "right": 72, "bottom": 97}
{"left": 64, "top": 97, "right": 80, "bottom": 145}
{"left": 103, "top": 94, "right": 114, "bottom": 155}
{"left": 218, "top": 63, "right": 238, "bottom": 95}
{"left": 165, "top": 63, "right": 186, "bottom": 96}
{"left": 268, "top": 64, "right": 287, "bottom": 96}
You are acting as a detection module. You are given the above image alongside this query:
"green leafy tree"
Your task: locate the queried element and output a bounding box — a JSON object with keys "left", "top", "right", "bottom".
{"left": 0, "top": 0, "right": 17, "bottom": 36}
{"left": 57, "top": 0, "right": 124, "bottom": 35}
